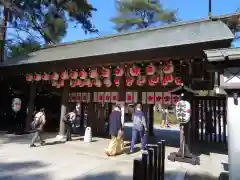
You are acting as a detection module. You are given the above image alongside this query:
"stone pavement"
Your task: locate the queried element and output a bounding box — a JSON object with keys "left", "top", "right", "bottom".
{"left": 0, "top": 133, "right": 185, "bottom": 180}
{"left": 0, "top": 130, "right": 228, "bottom": 180}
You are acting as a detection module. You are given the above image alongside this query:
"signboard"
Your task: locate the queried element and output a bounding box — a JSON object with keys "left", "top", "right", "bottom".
{"left": 176, "top": 100, "right": 191, "bottom": 123}
{"left": 76, "top": 92, "right": 81, "bottom": 102}
{"left": 133, "top": 92, "right": 138, "bottom": 103}
{"left": 155, "top": 92, "right": 163, "bottom": 104}
{"left": 93, "top": 92, "right": 98, "bottom": 102}
{"left": 104, "top": 92, "right": 111, "bottom": 103}
{"left": 142, "top": 92, "right": 147, "bottom": 104}
{"left": 12, "top": 98, "right": 22, "bottom": 113}
{"left": 111, "top": 92, "right": 118, "bottom": 103}
{"left": 98, "top": 92, "right": 104, "bottom": 103}
{"left": 163, "top": 92, "right": 171, "bottom": 105}
{"left": 126, "top": 92, "right": 133, "bottom": 103}
{"left": 171, "top": 94, "right": 180, "bottom": 105}
{"left": 147, "top": 92, "right": 155, "bottom": 104}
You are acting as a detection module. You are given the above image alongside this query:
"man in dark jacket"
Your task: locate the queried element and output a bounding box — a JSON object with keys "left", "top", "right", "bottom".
{"left": 109, "top": 104, "right": 122, "bottom": 137}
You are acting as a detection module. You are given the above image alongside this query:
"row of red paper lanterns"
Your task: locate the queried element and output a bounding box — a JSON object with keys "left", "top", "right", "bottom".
{"left": 50, "top": 75, "right": 181, "bottom": 88}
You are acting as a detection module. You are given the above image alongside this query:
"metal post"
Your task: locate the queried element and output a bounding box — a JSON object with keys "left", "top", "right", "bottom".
{"left": 147, "top": 148, "right": 154, "bottom": 180}
{"left": 142, "top": 152, "right": 148, "bottom": 180}
{"left": 133, "top": 158, "right": 142, "bottom": 180}
{"left": 160, "top": 140, "right": 166, "bottom": 180}
{"left": 157, "top": 142, "right": 162, "bottom": 180}
{"left": 147, "top": 144, "right": 158, "bottom": 180}
{"left": 208, "top": 0, "right": 212, "bottom": 18}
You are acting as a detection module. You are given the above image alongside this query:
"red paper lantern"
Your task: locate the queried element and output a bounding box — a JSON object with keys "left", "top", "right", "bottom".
{"left": 115, "top": 66, "right": 124, "bottom": 76}
{"left": 51, "top": 72, "right": 59, "bottom": 80}
{"left": 114, "top": 77, "right": 120, "bottom": 87}
{"left": 42, "top": 72, "right": 50, "bottom": 80}
{"left": 146, "top": 63, "right": 156, "bottom": 75}
{"left": 26, "top": 74, "right": 33, "bottom": 82}
{"left": 79, "top": 80, "right": 84, "bottom": 87}
{"left": 70, "top": 71, "right": 78, "bottom": 80}
{"left": 126, "top": 77, "right": 134, "bottom": 87}
{"left": 89, "top": 69, "right": 98, "bottom": 79}
{"left": 33, "top": 73, "right": 41, "bottom": 81}
{"left": 130, "top": 65, "right": 140, "bottom": 77}
{"left": 79, "top": 70, "right": 87, "bottom": 79}
{"left": 70, "top": 80, "right": 76, "bottom": 87}
{"left": 60, "top": 71, "right": 69, "bottom": 80}
{"left": 175, "top": 77, "right": 181, "bottom": 85}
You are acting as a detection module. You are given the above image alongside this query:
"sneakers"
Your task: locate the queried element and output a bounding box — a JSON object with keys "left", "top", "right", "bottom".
{"left": 30, "top": 144, "right": 36, "bottom": 148}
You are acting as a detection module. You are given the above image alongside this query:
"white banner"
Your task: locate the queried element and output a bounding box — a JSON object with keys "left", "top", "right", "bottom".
{"left": 147, "top": 92, "right": 155, "bottom": 104}
{"left": 126, "top": 92, "right": 133, "bottom": 103}
{"left": 155, "top": 92, "right": 163, "bottom": 104}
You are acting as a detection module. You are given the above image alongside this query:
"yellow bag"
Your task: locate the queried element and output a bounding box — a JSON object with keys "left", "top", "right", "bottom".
{"left": 106, "top": 136, "right": 123, "bottom": 156}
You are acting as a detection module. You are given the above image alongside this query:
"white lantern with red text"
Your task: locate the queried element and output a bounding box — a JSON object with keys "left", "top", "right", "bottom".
{"left": 126, "top": 77, "right": 134, "bottom": 87}
{"left": 164, "top": 74, "right": 174, "bottom": 83}
{"left": 33, "top": 73, "right": 41, "bottom": 81}
{"left": 137, "top": 75, "right": 146, "bottom": 86}
{"left": 51, "top": 72, "right": 59, "bottom": 80}
{"left": 59, "top": 80, "right": 64, "bottom": 87}
{"left": 79, "top": 70, "right": 87, "bottom": 79}
{"left": 52, "top": 80, "right": 58, "bottom": 86}
{"left": 175, "top": 77, "right": 181, "bottom": 85}
{"left": 94, "top": 79, "right": 102, "bottom": 87}
{"left": 70, "top": 80, "right": 76, "bottom": 87}
{"left": 84, "top": 79, "right": 91, "bottom": 87}
{"left": 89, "top": 69, "right": 98, "bottom": 79}
{"left": 60, "top": 71, "right": 69, "bottom": 80}
{"left": 42, "top": 72, "right": 50, "bottom": 80}
{"left": 146, "top": 64, "right": 156, "bottom": 75}
{"left": 70, "top": 71, "right": 78, "bottom": 80}
{"left": 101, "top": 68, "right": 111, "bottom": 78}
{"left": 104, "top": 78, "right": 112, "bottom": 87}
{"left": 114, "top": 77, "right": 120, "bottom": 87}
{"left": 163, "top": 61, "right": 174, "bottom": 74}
{"left": 130, "top": 65, "right": 140, "bottom": 77}
{"left": 26, "top": 74, "right": 33, "bottom": 82}
{"left": 115, "top": 66, "right": 124, "bottom": 77}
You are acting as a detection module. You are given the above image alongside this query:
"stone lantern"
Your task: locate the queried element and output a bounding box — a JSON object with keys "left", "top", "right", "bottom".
{"left": 204, "top": 47, "right": 240, "bottom": 180}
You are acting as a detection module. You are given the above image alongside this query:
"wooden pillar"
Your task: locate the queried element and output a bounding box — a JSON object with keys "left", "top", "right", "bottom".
{"left": 88, "top": 102, "right": 96, "bottom": 135}
{"left": 58, "top": 80, "right": 69, "bottom": 138}
{"left": 24, "top": 83, "right": 36, "bottom": 131}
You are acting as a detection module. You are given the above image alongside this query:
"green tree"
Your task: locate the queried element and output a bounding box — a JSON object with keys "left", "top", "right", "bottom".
{"left": 7, "top": 37, "right": 41, "bottom": 58}
{"left": 0, "top": 0, "right": 98, "bottom": 60}
{"left": 110, "top": 0, "right": 177, "bottom": 32}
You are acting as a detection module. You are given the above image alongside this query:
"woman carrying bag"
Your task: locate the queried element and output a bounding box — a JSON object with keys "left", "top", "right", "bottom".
{"left": 105, "top": 104, "right": 123, "bottom": 156}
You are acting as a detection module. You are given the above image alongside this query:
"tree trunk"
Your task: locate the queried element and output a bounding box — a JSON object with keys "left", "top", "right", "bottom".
{"left": 0, "top": 7, "right": 8, "bottom": 63}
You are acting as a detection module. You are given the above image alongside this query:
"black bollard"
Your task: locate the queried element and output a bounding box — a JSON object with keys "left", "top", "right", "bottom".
{"left": 147, "top": 148, "right": 154, "bottom": 180}
{"left": 157, "top": 142, "right": 162, "bottom": 180}
{"left": 160, "top": 140, "right": 166, "bottom": 180}
{"left": 133, "top": 158, "right": 142, "bottom": 180}
{"left": 147, "top": 144, "right": 158, "bottom": 180}
{"left": 142, "top": 152, "right": 148, "bottom": 180}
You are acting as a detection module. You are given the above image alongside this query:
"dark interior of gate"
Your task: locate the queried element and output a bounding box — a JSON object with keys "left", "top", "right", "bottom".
{"left": 0, "top": 17, "right": 234, "bottom": 150}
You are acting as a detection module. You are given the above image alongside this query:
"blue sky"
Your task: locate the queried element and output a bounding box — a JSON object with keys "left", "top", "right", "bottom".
{"left": 62, "top": 0, "right": 240, "bottom": 47}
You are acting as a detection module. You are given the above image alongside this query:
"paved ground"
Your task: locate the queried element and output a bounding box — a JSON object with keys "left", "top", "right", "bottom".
{"left": 0, "top": 124, "right": 229, "bottom": 180}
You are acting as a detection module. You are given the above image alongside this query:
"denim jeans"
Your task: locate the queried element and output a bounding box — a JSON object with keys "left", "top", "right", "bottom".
{"left": 130, "top": 129, "right": 146, "bottom": 153}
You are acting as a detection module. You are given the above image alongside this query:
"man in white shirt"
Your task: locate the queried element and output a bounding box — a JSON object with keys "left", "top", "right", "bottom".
{"left": 30, "top": 108, "right": 46, "bottom": 147}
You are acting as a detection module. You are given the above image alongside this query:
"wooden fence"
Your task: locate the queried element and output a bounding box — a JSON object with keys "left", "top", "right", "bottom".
{"left": 191, "top": 96, "right": 227, "bottom": 144}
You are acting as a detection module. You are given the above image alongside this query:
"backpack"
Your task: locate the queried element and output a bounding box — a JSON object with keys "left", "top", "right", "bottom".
{"left": 31, "top": 113, "right": 43, "bottom": 130}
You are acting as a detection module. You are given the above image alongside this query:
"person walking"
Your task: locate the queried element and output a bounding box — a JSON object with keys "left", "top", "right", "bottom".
{"left": 105, "top": 104, "right": 123, "bottom": 156}
{"left": 63, "top": 109, "right": 76, "bottom": 141}
{"left": 129, "top": 104, "right": 148, "bottom": 154}
{"left": 30, "top": 108, "right": 46, "bottom": 147}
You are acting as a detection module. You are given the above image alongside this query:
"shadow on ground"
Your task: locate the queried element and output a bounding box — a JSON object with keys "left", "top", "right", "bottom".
{"left": 185, "top": 171, "right": 229, "bottom": 180}
{"left": 0, "top": 161, "right": 50, "bottom": 180}
{"left": 72, "top": 172, "right": 131, "bottom": 180}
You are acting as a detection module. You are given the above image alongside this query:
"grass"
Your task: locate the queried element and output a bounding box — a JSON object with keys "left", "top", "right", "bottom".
{"left": 125, "top": 111, "right": 179, "bottom": 125}
{"left": 153, "top": 111, "right": 179, "bottom": 125}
